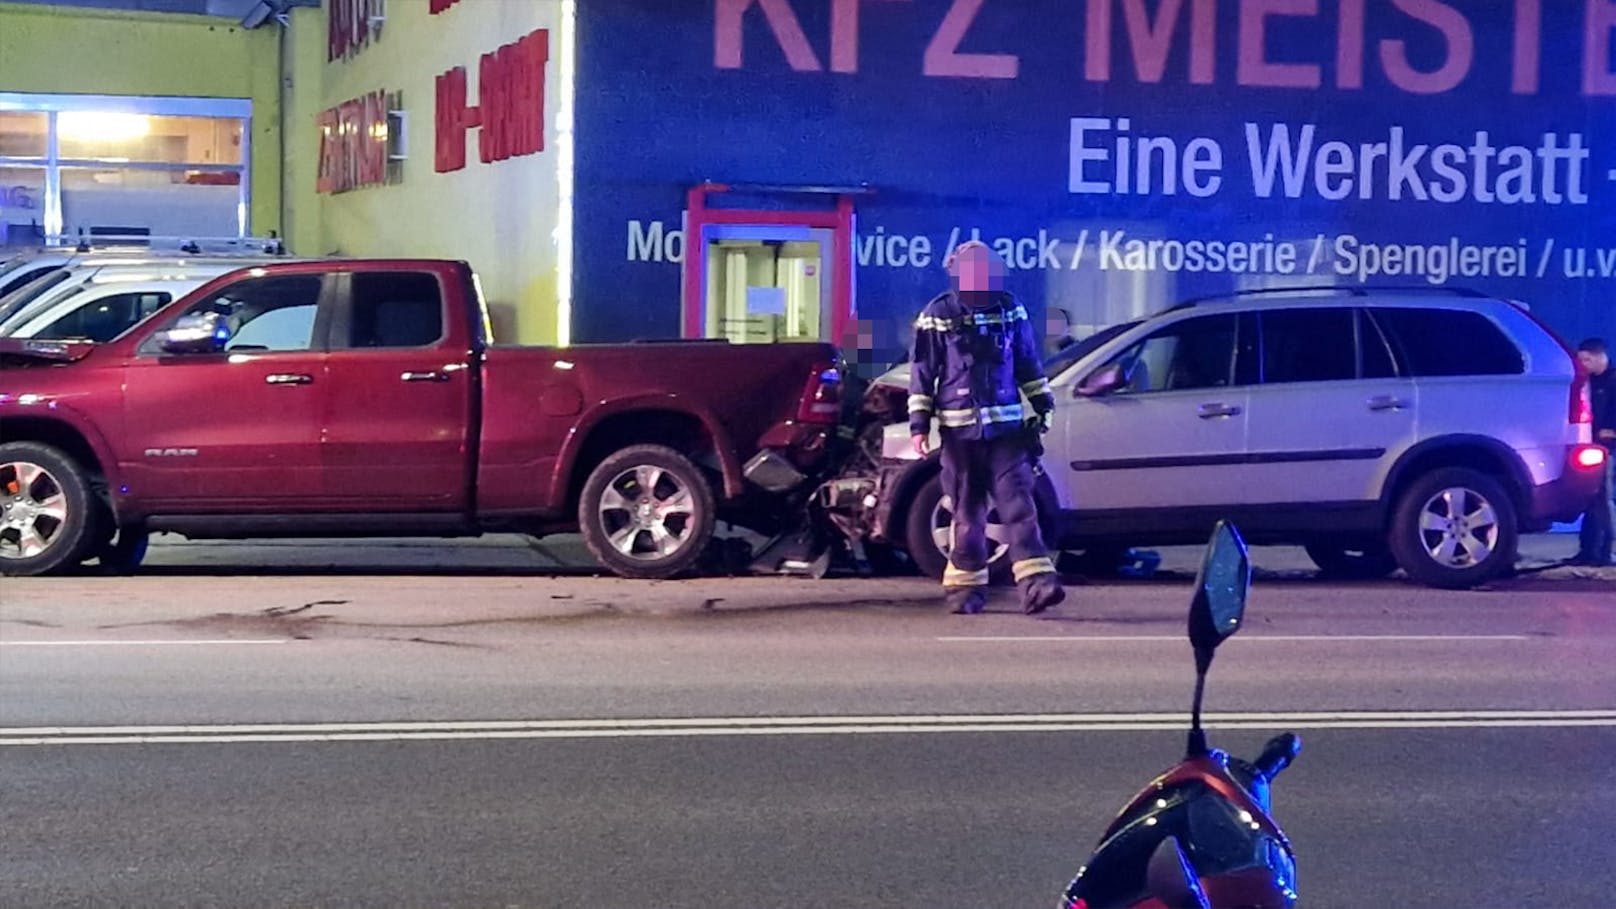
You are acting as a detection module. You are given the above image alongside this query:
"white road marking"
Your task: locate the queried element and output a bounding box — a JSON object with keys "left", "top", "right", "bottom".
{"left": 0, "top": 639, "right": 288, "bottom": 647}
{"left": 4, "top": 710, "right": 1614, "bottom": 746}
{"left": 935, "top": 635, "right": 1533, "bottom": 643}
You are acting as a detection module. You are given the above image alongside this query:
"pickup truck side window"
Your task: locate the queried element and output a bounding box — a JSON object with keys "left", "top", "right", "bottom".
{"left": 142, "top": 274, "right": 325, "bottom": 355}
{"left": 341, "top": 272, "right": 445, "bottom": 349}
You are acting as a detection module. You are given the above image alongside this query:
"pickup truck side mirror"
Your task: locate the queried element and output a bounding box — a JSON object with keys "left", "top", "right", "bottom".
{"left": 1076, "top": 362, "right": 1128, "bottom": 398}
{"left": 155, "top": 313, "right": 231, "bottom": 355}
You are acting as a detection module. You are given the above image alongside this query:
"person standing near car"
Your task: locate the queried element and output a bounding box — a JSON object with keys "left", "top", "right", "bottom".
{"left": 1574, "top": 338, "right": 1615, "bottom": 566}
{"left": 907, "top": 240, "right": 1065, "bottom": 615}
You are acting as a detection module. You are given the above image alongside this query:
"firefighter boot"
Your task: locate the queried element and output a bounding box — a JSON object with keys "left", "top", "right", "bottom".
{"left": 1019, "top": 572, "right": 1066, "bottom": 615}
{"left": 946, "top": 587, "right": 988, "bottom": 615}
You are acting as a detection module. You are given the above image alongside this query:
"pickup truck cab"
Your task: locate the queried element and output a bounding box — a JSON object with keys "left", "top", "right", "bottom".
{"left": 0, "top": 259, "right": 844, "bottom": 578}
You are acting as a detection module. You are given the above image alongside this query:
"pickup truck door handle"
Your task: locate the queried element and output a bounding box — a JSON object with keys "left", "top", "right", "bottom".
{"left": 401, "top": 370, "right": 451, "bottom": 383}
{"left": 265, "top": 373, "right": 313, "bottom": 386}
{"left": 1367, "top": 395, "right": 1410, "bottom": 412}
{"left": 1197, "top": 402, "right": 1242, "bottom": 419}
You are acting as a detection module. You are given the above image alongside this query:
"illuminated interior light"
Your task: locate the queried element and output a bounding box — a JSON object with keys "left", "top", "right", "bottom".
{"left": 58, "top": 111, "right": 151, "bottom": 142}
{"left": 554, "top": 360, "right": 575, "bottom": 370}
{"left": 552, "top": 0, "right": 578, "bottom": 347}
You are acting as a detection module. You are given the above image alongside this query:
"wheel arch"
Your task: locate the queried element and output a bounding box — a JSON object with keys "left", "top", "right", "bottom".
{"left": 555, "top": 402, "right": 731, "bottom": 515}
{"left": 1381, "top": 435, "right": 1534, "bottom": 528}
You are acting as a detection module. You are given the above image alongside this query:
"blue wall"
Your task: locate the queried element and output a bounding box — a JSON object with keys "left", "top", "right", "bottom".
{"left": 575, "top": 1, "right": 1614, "bottom": 351}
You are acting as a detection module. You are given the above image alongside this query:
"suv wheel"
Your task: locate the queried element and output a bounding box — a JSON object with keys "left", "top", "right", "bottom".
{"left": 903, "top": 471, "right": 1059, "bottom": 585}
{"left": 1389, "top": 468, "right": 1518, "bottom": 589}
{"left": 579, "top": 445, "right": 717, "bottom": 580}
{"left": 0, "top": 442, "right": 97, "bottom": 577}
{"left": 1304, "top": 540, "right": 1400, "bottom": 580}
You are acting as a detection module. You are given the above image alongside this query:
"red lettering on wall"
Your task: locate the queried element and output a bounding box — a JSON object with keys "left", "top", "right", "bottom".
{"left": 328, "top": 0, "right": 384, "bottom": 62}
{"left": 830, "top": 0, "right": 911, "bottom": 74}
{"left": 1513, "top": 0, "right": 1542, "bottom": 94}
{"left": 714, "top": 0, "right": 822, "bottom": 71}
{"left": 1336, "top": 0, "right": 1366, "bottom": 88}
{"left": 429, "top": 0, "right": 464, "bottom": 14}
{"left": 435, "top": 30, "right": 550, "bottom": 174}
{"left": 923, "top": 0, "right": 1017, "bottom": 78}
{"left": 1379, "top": 0, "right": 1473, "bottom": 94}
{"left": 1584, "top": 0, "right": 1616, "bottom": 95}
{"left": 1085, "top": 0, "right": 1215, "bottom": 85}
{"left": 316, "top": 90, "right": 392, "bottom": 194}
{"left": 1237, "top": 0, "right": 1322, "bottom": 89}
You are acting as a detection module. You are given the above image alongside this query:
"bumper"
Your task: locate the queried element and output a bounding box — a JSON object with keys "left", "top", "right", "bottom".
{"left": 1528, "top": 461, "right": 1607, "bottom": 527}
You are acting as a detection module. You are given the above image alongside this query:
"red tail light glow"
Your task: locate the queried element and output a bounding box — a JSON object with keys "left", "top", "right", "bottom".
{"left": 1573, "top": 445, "right": 1608, "bottom": 471}
{"left": 797, "top": 362, "right": 843, "bottom": 424}
{"left": 1572, "top": 375, "right": 1593, "bottom": 425}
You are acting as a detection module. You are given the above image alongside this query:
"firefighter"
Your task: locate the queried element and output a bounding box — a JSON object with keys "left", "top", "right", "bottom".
{"left": 908, "top": 240, "right": 1066, "bottom": 615}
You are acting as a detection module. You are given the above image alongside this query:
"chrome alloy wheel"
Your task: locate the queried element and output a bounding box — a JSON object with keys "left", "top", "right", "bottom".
{"left": 0, "top": 461, "right": 70, "bottom": 561}
{"left": 930, "top": 494, "right": 1011, "bottom": 567}
{"left": 1416, "top": 486, "right": 1501, "bottom": 569}
{"left": 597, "top": 465, "right": 698, "bottom": 561}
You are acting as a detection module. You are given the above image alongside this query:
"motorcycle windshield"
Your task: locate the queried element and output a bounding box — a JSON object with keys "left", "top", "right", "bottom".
{"left": 1064, "top": 781, "right": 1292, "bottom": 909}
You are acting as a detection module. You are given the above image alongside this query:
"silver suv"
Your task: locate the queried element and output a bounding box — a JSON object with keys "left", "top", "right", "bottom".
{"left": 873, "top": 288, "right": 1606, "bottom": 589}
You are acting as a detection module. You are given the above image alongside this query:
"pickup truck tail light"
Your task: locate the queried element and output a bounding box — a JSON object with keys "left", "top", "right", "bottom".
{"left": 797, "top": 362, "right": 843, "bottom": 424}
{"left": 1572, "top": 444, "right": 1607, "bottom": 471}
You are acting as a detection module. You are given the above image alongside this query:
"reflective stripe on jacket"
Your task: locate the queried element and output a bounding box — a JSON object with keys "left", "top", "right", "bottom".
{"left": 907, "top": 290, "right": 1055, "bottom": 442}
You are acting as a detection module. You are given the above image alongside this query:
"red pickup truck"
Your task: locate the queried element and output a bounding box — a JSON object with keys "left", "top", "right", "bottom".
{"left": 0, "top": 259, "right": 844, "bottom": 578}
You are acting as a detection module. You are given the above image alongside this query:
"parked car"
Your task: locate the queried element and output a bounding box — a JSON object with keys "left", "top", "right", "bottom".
{"left": 836, "top": 287, "right": 1606, "bottom": 589}
{"left": 0, "top": 258, "right": 304, "bottom": 342}
{"left": 0, "top": 234, "right": 287, "bottom": 299}
{"left": 0, "top": 259, "right": 844, "bottom": 579}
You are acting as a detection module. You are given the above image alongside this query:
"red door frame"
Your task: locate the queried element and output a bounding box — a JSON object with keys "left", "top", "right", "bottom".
{"left": 682, "top": 183, "right": 856, "bottom": 343}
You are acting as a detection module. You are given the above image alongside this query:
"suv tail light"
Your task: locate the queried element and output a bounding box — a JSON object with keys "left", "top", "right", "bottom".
{"left": 1573, "top": 444, "right": 1607, "bottom": 471}
{"left": 797, "top": 362, "right": 843, "bottom": 424}
{"left": 1571, "top": 374, "right": 1593, "bottom": 425}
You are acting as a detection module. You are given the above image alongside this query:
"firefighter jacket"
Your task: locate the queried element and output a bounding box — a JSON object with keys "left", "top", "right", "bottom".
{"left": 907, "top": 290, "right": 1055, "bottom": 442}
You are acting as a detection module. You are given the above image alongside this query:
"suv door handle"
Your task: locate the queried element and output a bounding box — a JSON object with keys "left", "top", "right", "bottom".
{"left": 401, "top": 370, "right": 450, "bottom": 383}
{"left": 1197, "top": 403, "right": 1242, "bottom": 419}
{"left": 1367, "top": 395, "right": 1410, "bottom": 412}
{"left": 265, "top": 373, "right": 313, "bottom": 386}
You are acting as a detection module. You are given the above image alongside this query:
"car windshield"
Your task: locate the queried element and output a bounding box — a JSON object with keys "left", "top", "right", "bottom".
{"left": 0, "top": 269, "right": 75, "bottom": 328}
{"left": 1045, "top": 319, "right": 1143, "bottom": 376}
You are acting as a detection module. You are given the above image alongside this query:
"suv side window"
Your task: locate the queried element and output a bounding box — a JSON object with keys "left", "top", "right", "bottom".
{"left": 34, "top": 291, "right": 173, "bottom": 343}
{"left": 340, "top": 272, "right": 445, "bottom": 349}
{"left": 1356, "top": 308, "right": 1399, "bottom": 379}
{"left": 1109, "top": 313, "right": 1240, "bottom": 394}
{"left": 1260, "top": 308, "right": 1356, "bottom": 384}
{"left": 1368, "top": 307, "right": 1524, "bottom": 377}
{"left": 144, "top": 274, "right": 325, "bottom": 354}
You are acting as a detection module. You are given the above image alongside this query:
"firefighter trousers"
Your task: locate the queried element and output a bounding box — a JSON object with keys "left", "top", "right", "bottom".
{"left": 938, "top": 432, "right": 1056, "bottom": 588}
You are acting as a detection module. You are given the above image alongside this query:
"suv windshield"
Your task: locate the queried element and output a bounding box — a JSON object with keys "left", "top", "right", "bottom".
{"left": 1045, "top": 320, "right": 1143, "bottom": 376}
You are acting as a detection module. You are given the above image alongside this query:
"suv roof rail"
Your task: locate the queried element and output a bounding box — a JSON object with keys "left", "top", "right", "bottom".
{"left": 45, "top": 231, "right": 290, "bottom": 256}
{"left": 1172, "top": 283, "right": 1490, "bottom": 309}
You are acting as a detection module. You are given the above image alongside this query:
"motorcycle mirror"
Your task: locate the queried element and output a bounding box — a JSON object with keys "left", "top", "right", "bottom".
{"left": 1186, "top": 520, "right": 1251, "bottom": 755}
{"left": 1144, "top": 836, "right": 1212, "bottom": 909}
{"left": 1189, "top": 520, "right": 1250, "bottom": 666}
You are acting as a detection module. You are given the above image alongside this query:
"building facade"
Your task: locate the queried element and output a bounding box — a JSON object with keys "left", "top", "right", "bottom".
{"left": 571, "top": 0, "right": 1616, "bottom": 353}
{"left": 5, "top": 0, "right": 1615, "bottom": 351}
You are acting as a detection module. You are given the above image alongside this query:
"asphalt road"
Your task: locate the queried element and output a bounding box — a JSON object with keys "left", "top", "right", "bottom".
{"left": 1, "top": 537, "right": 1613, "bottom": 908}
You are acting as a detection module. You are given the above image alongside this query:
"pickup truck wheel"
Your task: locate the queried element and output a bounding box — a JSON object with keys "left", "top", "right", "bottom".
{"left": 1388, "top": 468, "right": 1519, "bottom": 589}
{"left": 0, "top": 442, "right": 97, "bottom": 577}
{"left": 580, "top": 445, "right": 717, "bottom": 580}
